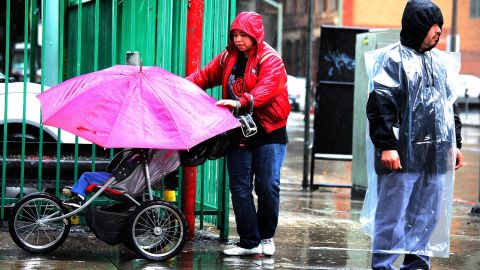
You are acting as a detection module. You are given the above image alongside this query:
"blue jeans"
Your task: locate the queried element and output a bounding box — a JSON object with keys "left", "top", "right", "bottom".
{"left": 372, "top": 173, "right": 444, "bottom": 270}
{"left": 71, "top": 172, "right": 112, "bottom": 197}
{"left": 227, "top": 144, "right": 286, "bottom": 249}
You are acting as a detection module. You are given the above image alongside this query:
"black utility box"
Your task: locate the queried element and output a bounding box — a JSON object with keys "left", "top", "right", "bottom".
{"left": 313, "top": 26, "right": 369, "bottom": 155}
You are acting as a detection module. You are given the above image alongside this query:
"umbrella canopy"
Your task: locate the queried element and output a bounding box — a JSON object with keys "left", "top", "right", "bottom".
{"left": 37, "top": 65, "right": 240, "bottom": 150}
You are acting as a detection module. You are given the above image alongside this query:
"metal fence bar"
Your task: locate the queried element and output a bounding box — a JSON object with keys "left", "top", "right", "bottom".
{"left": 29, "top": 0, "right": 38, "bottom": 83}
{"left": 73, "top": 0, "right": 83, "bottom": 182}
{"left": 171, "top": 0, "right": 188, "bottom": 211}
{"left": 90, "top": 0, "right": 100, "bottom": 172}
{"left": 55, "top": 0, "right": 65, "bottom": 198}
{"left": 196, "top": 0, "right": 216, "bottom": 229}
{"left": 19, "top": 0, "right": 30, "bottom": 199}
{"left": 130, "top": 0, "right": 135, "bottom": 52}
{"left": 171, "top": 0, "right": 187, "bottom": 77}
{"left": 146, "top": 0, "right": 153, "bottom": 65}
{"left": 216, "top": 0, "right": 230, "bottom": 233}
{"left": 38, "top": 0, "right": 47, "bottom": 192}
{"left": 1, "top": 0, "right": 11, "bottom": 220}
{"left": 110, "top": 0, "right": 117, "bottom": 161}
{"left": 156, "top": 0, "right": 173, "bottom": 69}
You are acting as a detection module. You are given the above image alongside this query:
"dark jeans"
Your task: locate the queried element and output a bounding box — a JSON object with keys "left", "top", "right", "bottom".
{"left": 227, "top": 144, "right": 286, "bottom": 249}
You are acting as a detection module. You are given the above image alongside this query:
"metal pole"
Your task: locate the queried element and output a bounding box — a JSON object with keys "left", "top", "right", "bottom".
{"left": 44, "top": 1, "right": 59, "bottom": 86}
{"left": 473, "top": 161, "right": 480, "bottom": 215}
{"left": 184, "top": 0, "right": 204, "bottom": 240}
{"left": 30, "top": 0, "right": 38, "bottom": 83}
{"left": 125, "top": 51, "right": 141, "bottom": 66}
{"left": 302, "top": 0, "right": 313, "bottom": 188}
{"left": 263, "top": 0, "right": 283, "bottom": 57}
{"left": 449, "top": 0, "right": 458, "bottom": 52}
{"left": 337, "top": 0, "right": 343, "bottom": 25}
{"left": 277, "top": 4, "right": 283, "bottom": 56}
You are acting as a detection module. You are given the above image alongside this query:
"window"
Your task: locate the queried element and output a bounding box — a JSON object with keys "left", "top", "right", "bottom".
{"left": 471, "top": 0, "right": 480, "bottom": 17}
{"left": 296, "top": 0, "right": 308, "bottom": 14}
{"left": 285, "top": 0, "right": 295, "bottom": 14}
{"left": 316, "top": 0, "right": 325, "bottom": 13}
{"left": 329, "top": 0, "right": 338, "bottom": 12}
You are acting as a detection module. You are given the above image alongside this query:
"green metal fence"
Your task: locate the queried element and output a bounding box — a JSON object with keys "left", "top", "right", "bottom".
{"left": 1, "top": 0, "right": 235, "bottom": 238}
{"left": 196, "top": 0, "right": 236, "bottom": 238}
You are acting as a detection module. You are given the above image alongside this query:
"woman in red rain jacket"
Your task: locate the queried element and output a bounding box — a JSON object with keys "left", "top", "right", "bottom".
{"left": 188, "top": 11, "right": 290, "bottom": 256}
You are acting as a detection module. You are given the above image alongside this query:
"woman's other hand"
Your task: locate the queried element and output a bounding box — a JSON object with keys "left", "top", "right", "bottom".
{"left": 215, "top": 99, "right": 238, "bottom": 109}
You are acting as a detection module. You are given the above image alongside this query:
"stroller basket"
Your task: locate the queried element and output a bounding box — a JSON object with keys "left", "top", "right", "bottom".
{"left": 86, "top": 203, "right": 134, "bottom": 246}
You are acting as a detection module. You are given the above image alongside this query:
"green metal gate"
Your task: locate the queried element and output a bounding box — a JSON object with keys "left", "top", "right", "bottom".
{"left": 1, "top": 0, "right": 236, "bottom": 238}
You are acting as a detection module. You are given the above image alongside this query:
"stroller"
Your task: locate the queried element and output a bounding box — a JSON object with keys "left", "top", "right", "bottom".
{"left": 8, "top": 148, "right": 187, "bottom": 261}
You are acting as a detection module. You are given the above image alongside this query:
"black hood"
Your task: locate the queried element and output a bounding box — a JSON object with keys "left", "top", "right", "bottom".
{"left": 400, "top": 0, "right": 443, "bottom": 52}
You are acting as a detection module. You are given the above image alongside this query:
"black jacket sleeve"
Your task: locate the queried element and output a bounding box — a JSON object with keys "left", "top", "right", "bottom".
{"left": 366, "top": 90, "right": 399, "bottom": 151}
{"left": 453, "top": 103, "right": 462, "bottom": 149}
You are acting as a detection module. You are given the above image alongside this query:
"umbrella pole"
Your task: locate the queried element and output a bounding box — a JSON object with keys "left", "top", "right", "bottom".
{"left": 184, "top": 0, "right": 204, "bottom": 241}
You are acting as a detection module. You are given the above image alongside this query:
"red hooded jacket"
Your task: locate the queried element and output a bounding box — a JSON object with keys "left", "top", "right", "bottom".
{"left": 187, "top": 12, "right": 290, "bottom": 134}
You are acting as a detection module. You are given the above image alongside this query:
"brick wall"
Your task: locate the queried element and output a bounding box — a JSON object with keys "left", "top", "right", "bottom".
{"left": 347, "top": 0, "right": 480, "bottom": 76}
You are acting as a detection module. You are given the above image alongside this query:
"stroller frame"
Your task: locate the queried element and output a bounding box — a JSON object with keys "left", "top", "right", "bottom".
{"left": 8, "top": 148, "right": 187, "bottom": 261}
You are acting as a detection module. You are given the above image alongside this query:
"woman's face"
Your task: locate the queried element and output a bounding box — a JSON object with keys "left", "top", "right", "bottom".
{"left": 232, "top": 30, "right": 254, "bottom": 55}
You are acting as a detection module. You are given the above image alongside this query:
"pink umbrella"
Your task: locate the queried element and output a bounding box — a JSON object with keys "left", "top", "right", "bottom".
{"left": 37, "top": 65, "right": 239, "bottom": 150}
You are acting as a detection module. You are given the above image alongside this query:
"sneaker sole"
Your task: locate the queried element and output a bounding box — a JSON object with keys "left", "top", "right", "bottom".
{"left": 63, "top": 203, "right": 82, "bottom": 208}
{"left": 223, "top": 247, "right": 262, "bottom": 256}
{"left": 223, "top": 251, "right": 261, "bottom": 256}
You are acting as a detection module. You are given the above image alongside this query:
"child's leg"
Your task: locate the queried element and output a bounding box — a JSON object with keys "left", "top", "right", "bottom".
{"left": 71, "top": 172, "right": 112, "bottom": 197}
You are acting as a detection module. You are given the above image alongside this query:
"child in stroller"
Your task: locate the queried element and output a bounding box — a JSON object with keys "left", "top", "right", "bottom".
{"left": 62, "top": 148, "right": 179, "bottom": 208}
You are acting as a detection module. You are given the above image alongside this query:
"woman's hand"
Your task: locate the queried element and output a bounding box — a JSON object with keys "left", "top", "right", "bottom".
{"left": 215, "top": 99, "right": 239, "bottom": 109}
{"left": 381, "top": 150, "right": 402, "bottom": 171}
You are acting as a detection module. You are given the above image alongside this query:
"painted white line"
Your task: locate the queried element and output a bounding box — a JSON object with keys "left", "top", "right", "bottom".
{"left": 308, "top": 246, "right": 371, "bottom": 252}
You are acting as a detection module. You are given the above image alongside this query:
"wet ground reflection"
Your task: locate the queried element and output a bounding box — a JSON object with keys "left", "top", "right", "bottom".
{"left": 1, "top": 182, "right": 478, "bottom": 270}
{"left": 1, "top": 111, "right": 479, "bottom": 269}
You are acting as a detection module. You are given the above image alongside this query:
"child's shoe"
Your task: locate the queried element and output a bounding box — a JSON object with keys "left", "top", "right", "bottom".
{"left": 63, "top": 195, "right": 85, "bottom": 208}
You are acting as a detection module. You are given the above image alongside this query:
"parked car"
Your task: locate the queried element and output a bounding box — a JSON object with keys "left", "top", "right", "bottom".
{"left": 10, "top": 42, "right": 42, "bottom": 83}
{"left": 455, "top": 74, "right": 480, "bottom": 104}
{"left": 1, "top": 73, "right": 110, "bottom": 191}
{"left": 0, "top": 76, "right": 89, "bottom": 144}
{"left": 287, "top": 75, "right": 306, "bottom": 112}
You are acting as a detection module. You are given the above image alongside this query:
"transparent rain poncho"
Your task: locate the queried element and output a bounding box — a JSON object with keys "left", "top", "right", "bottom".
{"left": 360, "top": 42, "right": 460, "bottom": 257}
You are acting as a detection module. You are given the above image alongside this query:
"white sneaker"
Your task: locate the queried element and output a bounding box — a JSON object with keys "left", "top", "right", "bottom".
{"left": 261, "top": 238, "right": 275, "bottom": 255}
{"left": 223, "top": 244, "right": 261, "bottom": 256}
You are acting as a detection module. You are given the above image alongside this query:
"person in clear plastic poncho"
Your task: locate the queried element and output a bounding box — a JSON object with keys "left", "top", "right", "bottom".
{"left": 360, "top": 1, "right": 463, "bottom": 269}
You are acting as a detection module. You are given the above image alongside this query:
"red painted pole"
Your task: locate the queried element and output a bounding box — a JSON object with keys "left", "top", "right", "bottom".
{"left": 184, "top": 0, "right": 204, "bottom": 240}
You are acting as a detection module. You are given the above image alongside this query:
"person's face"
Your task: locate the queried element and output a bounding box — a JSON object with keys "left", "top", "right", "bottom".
{"left": 232, "top": 30, "right": 254, "bottom": 55}
{"left": 420, "top": 24, "right": 442, "bottom": 51}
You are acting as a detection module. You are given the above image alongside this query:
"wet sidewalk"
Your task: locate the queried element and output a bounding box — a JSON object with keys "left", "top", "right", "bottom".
{"left": 1, "top": 184, "right": 479, "bottom": 269}
{"left": 1, "top": 111, "right": 479, "bottom": 269}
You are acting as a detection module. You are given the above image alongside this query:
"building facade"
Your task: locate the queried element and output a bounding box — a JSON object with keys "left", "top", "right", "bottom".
{"left": 343, "top": 0, "right": 480, "bottom": 76}
{"left": 238, "top": 0, "right": 479, "bottom": 80}
{"left": 237, "top": 0, "right": 339, "bottom": 83}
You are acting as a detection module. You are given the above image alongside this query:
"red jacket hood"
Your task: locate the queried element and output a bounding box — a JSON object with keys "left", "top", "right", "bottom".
{"left": 228, "top": 12, "right": 265, "bottom": 53}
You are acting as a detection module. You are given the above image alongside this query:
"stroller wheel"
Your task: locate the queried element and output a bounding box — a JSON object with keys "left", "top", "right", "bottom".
{"left": 8, "top": 192, "right": 71, "bottom": 253}
{"left": 127, "top": 200, "right": 187, "bottom": 261}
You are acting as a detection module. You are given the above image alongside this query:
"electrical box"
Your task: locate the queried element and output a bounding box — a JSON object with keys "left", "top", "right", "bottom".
{"left": 351, "top": 29, "right": 400, "bottom": 196}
